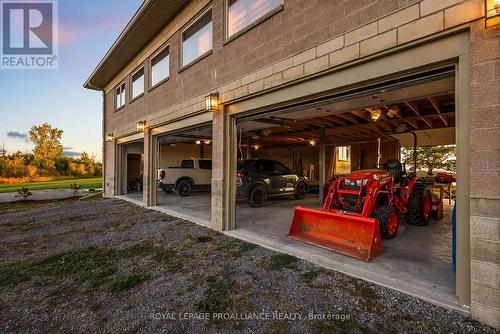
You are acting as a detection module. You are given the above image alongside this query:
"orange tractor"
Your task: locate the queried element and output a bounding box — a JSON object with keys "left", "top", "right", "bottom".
{"left": 289, "top": 159, "right": 433, "bottom": 261}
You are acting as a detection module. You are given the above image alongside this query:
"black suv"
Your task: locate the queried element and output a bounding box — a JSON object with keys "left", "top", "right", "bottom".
{"left": 237, "top": 159, "right": 309, "bottom": 207}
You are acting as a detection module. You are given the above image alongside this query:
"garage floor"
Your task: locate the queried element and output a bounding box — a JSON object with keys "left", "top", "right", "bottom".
{"left": 229, "top": 194, "right": 460, "bottom": 313}
{"left": 154, "top": 190, "right": 211, "bottom": 227}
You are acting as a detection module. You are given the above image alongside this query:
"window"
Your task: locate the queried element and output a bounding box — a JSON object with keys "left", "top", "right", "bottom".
{"left": 199, "top": 160, "right": 212, "bottom": 170}
{"left": 151, "top": 47, "right": 169, "bottom": 87}
{"left": 115, "top": 83, "right": 125, "bottom": 109}
{"left": 181, "top": 160, "right": 195, "bottom": 168}
{"left": 338, "top": 146, "right": 349, "bottom": 161}
{"left": 274, "top": 162, "right": 290, "bottom": 174}
{"left": 227, "top": 0, "right": 282, "bottom": 38}
{"left": 256, "top": 161, "right": 274, "bottom": 173}
{"left": 182, "top": 9, "right": 212, "bottom": 67}
{"left": 131, "top": 68, "right": 144, "bottom": 99}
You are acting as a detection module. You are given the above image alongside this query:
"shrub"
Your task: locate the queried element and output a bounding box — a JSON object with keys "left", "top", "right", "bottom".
{"left": 15, "top": 188, "right": 32, "bottom": 201}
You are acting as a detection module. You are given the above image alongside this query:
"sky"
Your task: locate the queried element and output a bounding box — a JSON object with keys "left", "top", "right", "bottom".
{"left": 0, "top": 0, "right": 143, "bottom": 161}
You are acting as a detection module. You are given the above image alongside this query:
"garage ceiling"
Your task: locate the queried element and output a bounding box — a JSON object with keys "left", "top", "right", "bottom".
{"left": 239, "top": 77, "right": 456, "bottom": 147}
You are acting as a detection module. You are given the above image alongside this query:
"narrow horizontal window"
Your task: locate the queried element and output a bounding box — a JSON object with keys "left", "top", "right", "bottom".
{"left": 227, "top": 0, "right": 282, "bottom": 38}
{"left": 151, "top": 47, "right": 169, "bottom": 87}
{"left": 131, "top": 68, "right": 144, "bottom": 99}
{"left": 182, "top": 10, "right": 212, "bottom": 67}
{"left": 116, "top": 83, "right": 125, "bottom": 109}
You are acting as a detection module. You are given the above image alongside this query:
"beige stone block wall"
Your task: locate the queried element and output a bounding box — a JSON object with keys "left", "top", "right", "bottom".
{"left": 469, "top": 20, "right": 500, "bottom": 329}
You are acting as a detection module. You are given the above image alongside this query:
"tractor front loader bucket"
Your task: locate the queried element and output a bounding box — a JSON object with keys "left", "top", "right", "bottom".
{"left": 288, "top": 207, "right": 383, "bottom": 262}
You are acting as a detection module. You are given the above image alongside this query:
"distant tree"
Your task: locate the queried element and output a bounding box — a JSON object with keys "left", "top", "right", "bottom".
{"left": 403, "top": 145, "right": 456, "bottom": 174}
{"left": 54, "top": 156, "right": 71, "bottom": 175}
{"left": 80, "top": 152, "right": 95, "bottom": 176}
{"left": 5, "top": 155, "right": 27, "bottom": 177}
{"left": 29, "top": 123, "right": 63, "bottom": 174}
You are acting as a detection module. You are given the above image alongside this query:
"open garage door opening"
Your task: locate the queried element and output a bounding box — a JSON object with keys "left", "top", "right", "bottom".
{"left": 119, "top": 141, "right": 144, "bottom": 203}
{"left": 232, "top": 68, "right": 460, "bottom": 308}
{"left": 155, "top": 124, "right": 212, "bottom": 227}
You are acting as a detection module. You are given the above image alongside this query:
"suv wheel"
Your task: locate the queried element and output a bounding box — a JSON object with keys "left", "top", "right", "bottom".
{"left": 248, "top": 185, "right": 266, "bottom": 207}
{"left": 294, "top": 181, "right": 307, "bottom": 199}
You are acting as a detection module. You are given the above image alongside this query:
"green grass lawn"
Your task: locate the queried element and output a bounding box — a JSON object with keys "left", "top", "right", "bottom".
{"left": 0, "top": 177, "right": 102, "bottom": 193}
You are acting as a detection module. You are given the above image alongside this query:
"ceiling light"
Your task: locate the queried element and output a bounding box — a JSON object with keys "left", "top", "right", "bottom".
{"left": 261, "top": 129, "right": 272, "bottom": 137}
{"left": 204, "top": 140, "right": 212, "bottom": 145}
{"left": 196, "top": 140, "right": 201, "bottom": 145}
{"left": 370, "top": 110, "right": 381, "bottom": 121}
{"left": 309, "top": 140, "right": 317, "bottom": 146}
{"left": 253, "top": 145, "right": 260, "bottom": 150}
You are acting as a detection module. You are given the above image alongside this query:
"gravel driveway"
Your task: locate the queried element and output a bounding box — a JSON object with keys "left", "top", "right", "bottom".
{"left": 0, "top": 198, "right": 497, "bottom": 334}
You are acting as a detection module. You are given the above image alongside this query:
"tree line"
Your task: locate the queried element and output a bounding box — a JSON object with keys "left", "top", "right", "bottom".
{"left": 0, "top": 123, "right": 102, "bottom": 180}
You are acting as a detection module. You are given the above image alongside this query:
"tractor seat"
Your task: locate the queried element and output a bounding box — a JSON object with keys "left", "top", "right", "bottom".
{"left": 384, "top": 159, "right": 402, "bottom": 183}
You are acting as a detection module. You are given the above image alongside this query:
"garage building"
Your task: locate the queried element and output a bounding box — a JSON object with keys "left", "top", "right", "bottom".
{"left": 84, "top": 0, "right": 500, "bottom": 328}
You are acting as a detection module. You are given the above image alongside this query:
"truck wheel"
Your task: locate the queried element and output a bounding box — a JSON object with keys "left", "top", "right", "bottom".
{"left": 294, "top": 181, "right": 307, "bottom": 199}
{"left": 405, "top": 182, "right": 431, "bottom": 226}
{"left": 371, "top": 205, "right": 398, "bottom": 239}
{"left": 177, "top": 179, "right": 193, "bottom": 197}
{"left": 248, "top": 185, "right": 267, "bottom": 207}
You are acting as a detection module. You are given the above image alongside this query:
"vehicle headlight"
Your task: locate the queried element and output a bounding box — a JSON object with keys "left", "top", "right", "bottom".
{"left": 356, "top": 179, "right": 369, "bottom": 186}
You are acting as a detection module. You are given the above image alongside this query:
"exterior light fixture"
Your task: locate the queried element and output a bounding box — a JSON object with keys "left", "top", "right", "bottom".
{"left": 196, "top": 140, "right": 202, "bottom": 145}
{"left": 485, "top": 0, "right": 500, "bottom": 27}
{"left": 253, "top": 145, "right": 260, "bottom": 150}
{"left": 205, "top": 92, "right": 219, "bottom": 112}
{"left": 309, "top": 140, "right": 317, "bottom": 146}
{"left": 137, "top": 121, "right": 146, "bottom": 132}
{"left": 370, "top": 109, "right": 382, "bottom": 121}
{"left": 204, "top": 140, "right": 212, "bottom": 145}
{"left": 105, "top": 133, "right": 114, "bottom": 142}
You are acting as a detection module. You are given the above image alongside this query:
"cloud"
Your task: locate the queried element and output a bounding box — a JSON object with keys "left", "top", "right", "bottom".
{"left": 63, "top": 151, "right": 81, "bottom": 157}
{"left": 7, "top": 131, "right": 29, "bottom": 143}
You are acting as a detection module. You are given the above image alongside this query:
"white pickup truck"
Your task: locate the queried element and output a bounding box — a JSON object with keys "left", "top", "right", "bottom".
{"left": 157, "top": 159, "right": 212, "bottom": 196}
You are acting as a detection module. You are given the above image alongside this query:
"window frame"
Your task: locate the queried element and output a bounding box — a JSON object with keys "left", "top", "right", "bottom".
{"left": 115, "top": 81, "right": 126, "bottom": 111}
{"left": 149, "top": 44, "right": 170, "bottom": 91}
{"left": 130, "top": 65, "right": 145, "bottom": 102}
{"left": 337, "top": 146, "right": 349, "bottom": 162}
{"left": 223, "top": 0, "right": 284, "bottom": 44}
{"left": 179, "top": 5, "right": 213, "bottom": 72}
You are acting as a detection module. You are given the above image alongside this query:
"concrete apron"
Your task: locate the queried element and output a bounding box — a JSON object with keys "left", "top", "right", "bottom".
{"left": 114, "top": 195, "right": 469, "bottom": 317}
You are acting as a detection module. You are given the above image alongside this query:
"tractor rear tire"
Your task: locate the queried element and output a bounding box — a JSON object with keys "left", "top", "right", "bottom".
{"left": 371, "top": 205, "right": 399, "bottom": 239}
{"left": 405, "top": 182, "right": 431, "bottom": 226}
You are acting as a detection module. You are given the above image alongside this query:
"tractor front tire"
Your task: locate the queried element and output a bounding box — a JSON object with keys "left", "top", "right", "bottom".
{"left": 406, "top": 182, "right": 431, "bottom": 226}
{"left": 371, "top": 205, "right": 399, "bottom": 239}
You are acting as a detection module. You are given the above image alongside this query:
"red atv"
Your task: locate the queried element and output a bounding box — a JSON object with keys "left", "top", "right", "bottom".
{"left": 289, "top": 159, "right": 433, "bottom": 261}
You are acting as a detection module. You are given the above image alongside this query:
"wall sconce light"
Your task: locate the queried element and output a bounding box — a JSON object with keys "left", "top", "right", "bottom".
{"left": 196, "top": 140, "right": 202, "bottom": 145}
{"left": 485, "top": 0, "right": 500, "bottom": 28}
{"left": 370, "top": 109, "right": 382, "bottom": 121}
{"left": 309, "top": 140, "right": 317, "bottom": 146}
{"left": 137, "top": 121, "right": 146, "bottom": 132}
{"left": 252, "top": 145, "right": 260, "bottom": 150}
{"left": 204, "top": 140, "right": 212, "bottom": 145}
{"left": 105, "top": 133, "right": 114, "bottom": 142}
{"left": 205, "top": 92, "right": 219, "bottom": 112}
